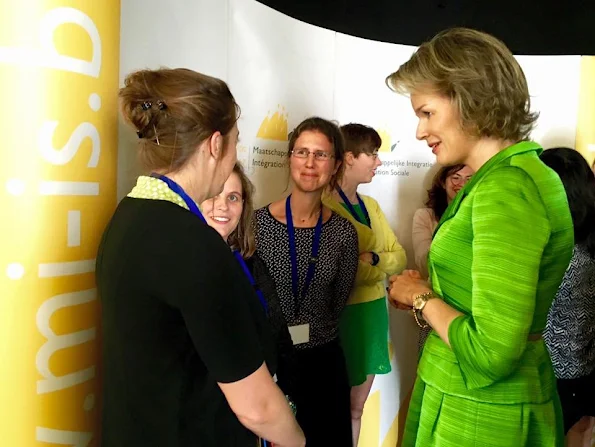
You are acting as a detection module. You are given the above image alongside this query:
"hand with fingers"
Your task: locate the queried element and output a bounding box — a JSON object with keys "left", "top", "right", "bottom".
{"left": 387, "top": 269, "right": 433, "bottom": 310}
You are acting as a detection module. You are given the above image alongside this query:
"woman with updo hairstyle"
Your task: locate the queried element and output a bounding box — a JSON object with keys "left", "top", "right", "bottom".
{"left": 97, "top": 68, "right": 304, "bottom": 447}
{"left": 385, "top": 28, "right": 574, "bottom": 446}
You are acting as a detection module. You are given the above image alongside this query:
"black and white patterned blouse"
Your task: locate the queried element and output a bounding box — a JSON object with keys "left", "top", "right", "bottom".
{"left": 545, "top": 244, "right": 595, "bottom": 379}
{"left": 254, "top": 206, "right": 358, "bottom": 350}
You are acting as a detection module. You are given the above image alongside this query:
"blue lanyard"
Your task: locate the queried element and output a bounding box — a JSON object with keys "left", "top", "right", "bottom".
{"left": 232, "top": 250, "right": 268, "bottom": 314}
{"left": 152, "top": 173, "right": 267, "bottom": 314}
{"left": 285, "top": 195, "right": 323, "bottom": 311}
{"left": 153, "top": 173, "right": 205, "bottom": 220}
{"left": 336, "top": 187, "right": 371, "bottom": 227}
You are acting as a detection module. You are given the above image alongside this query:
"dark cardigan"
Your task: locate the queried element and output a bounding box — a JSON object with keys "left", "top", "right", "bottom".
{"left": 245, "top": 253, "right": 297, "bottom": 398}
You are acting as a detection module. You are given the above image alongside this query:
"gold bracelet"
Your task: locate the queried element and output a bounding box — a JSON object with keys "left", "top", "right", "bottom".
{"left": 411, "top": 291, "right": 440, "bottom": 329}
{"left": 413, "top": 308, "right": 429, "bottom": 329}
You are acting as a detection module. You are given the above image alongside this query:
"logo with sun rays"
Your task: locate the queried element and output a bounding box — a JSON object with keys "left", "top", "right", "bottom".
{"left": 238, "top": 105, "right": 290, "bottom": 175}
{"left": 376, "top": 127, "right": 400, "bottom": 153}
{"left": 257, "top": 105, "right": 289, "bottom": 141}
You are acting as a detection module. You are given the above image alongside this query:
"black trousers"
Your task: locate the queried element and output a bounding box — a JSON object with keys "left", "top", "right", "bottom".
{"left": 557, "top": 368, "right": 595, "bottom": 433}
{"left": 293, "top": 339, "right": 352, "bottom": 447}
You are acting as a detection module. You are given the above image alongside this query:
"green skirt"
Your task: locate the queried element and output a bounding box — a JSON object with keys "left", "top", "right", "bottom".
{"left": 339, "top": 297, "right": 392, "bottom": 387}
{"left": 403, "top": 377, "right": 565, "bottom": 446}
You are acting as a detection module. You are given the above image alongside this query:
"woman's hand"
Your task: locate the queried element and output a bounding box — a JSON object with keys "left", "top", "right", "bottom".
{"left": 388, "top": 270, "right": 462, "bottom": 348}
{"left": 387, "top": 270, "right": 433, "bottom": 309}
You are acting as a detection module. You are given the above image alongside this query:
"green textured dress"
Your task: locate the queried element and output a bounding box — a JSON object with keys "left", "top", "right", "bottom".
{"left": 339, "top": 204, "right": 391, "bottom": 386}
{"left": 403, "top": 142, "right": 574, "bottom": 447}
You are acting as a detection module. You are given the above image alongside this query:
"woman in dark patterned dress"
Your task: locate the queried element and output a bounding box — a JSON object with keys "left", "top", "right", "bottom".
{"left": 255, "top": 117, "right": 359, "bottom": 446}
{"left": 541, "top": 147, "right": 595, "bottom": 447}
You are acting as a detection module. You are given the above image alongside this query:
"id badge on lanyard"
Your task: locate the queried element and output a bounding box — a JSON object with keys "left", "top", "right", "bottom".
{"left": 286, "top": 195, "right": 322, "bottom": 346}
{"left": 285, "top": 194, "right": 323, "bottom": 311}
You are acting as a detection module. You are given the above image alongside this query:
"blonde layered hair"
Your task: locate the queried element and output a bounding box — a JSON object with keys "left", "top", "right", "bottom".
{"left": 386, "top": 28, "right": 538, "bottom": 142}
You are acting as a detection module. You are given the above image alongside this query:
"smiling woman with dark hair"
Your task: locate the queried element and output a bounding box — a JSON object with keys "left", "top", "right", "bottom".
{"left": 411, "top": 164, "right": 473, "bottom": 350}
{"left": 412, "top": 164, "right": 473, "bottom": 279}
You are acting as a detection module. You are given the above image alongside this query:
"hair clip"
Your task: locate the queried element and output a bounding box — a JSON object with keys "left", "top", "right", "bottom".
{"left": 156, "top": 100, "right": 167, "bottom": 110}
{"left": 141, "top": 101, "right": 152, "bottom": 111}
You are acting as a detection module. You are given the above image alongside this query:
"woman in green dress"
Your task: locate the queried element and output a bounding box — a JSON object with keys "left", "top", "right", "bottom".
{"left": 322, "top": 123, "right": 407, "bottom": 446}
{"left": 385, "top": 28, "right": 574, "bottom": 446}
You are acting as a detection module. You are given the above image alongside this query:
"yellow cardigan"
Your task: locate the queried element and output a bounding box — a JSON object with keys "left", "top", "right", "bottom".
{"left": 322, "top": 191, "right": 407, "bottom": 305}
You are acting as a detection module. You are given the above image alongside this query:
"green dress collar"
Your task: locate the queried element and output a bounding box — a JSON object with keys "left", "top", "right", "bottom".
{"left": 436, "top": 140, "right": 543, "bottom": 232}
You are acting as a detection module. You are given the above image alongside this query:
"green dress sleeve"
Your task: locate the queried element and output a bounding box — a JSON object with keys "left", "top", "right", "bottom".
{"left": 448, "top": 166, "right": 551, "bottom": 390}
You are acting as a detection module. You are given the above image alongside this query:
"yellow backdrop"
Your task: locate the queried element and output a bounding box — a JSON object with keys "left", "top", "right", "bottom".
{"left": 576, "top": 56, "right": 595, "bottom": 167}
{"left": 0, "top": 2, "right": 119, "bottom": 445}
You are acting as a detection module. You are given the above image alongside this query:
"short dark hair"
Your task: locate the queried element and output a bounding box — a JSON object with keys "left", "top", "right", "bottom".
{"left": 540, "top": 147, "right": 595, "bottom": 257}
{"left": 340, "top": 123, "right": 382, "bottom": 157}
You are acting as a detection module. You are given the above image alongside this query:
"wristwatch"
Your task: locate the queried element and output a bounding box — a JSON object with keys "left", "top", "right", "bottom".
{"left": 371, "top": 252, "right": 380, "bottom": 266}
{"left": 412, "top": 291, "right": 439, "bottom": 328}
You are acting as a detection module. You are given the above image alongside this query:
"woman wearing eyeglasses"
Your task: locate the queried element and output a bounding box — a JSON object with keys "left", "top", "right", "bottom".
{"left": 412, "top": 164, "right": 473, "bottom": 280}
{"left": 254, "top": 117, "right": 359, "bottom": 446}
{"left": 412, "top": 165, "right": 473, "bottom": 350}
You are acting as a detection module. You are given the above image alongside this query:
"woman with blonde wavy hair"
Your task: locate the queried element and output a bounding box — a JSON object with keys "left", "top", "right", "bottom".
{"left": 385, "top": 28, "right": 573, "bottom": 446}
